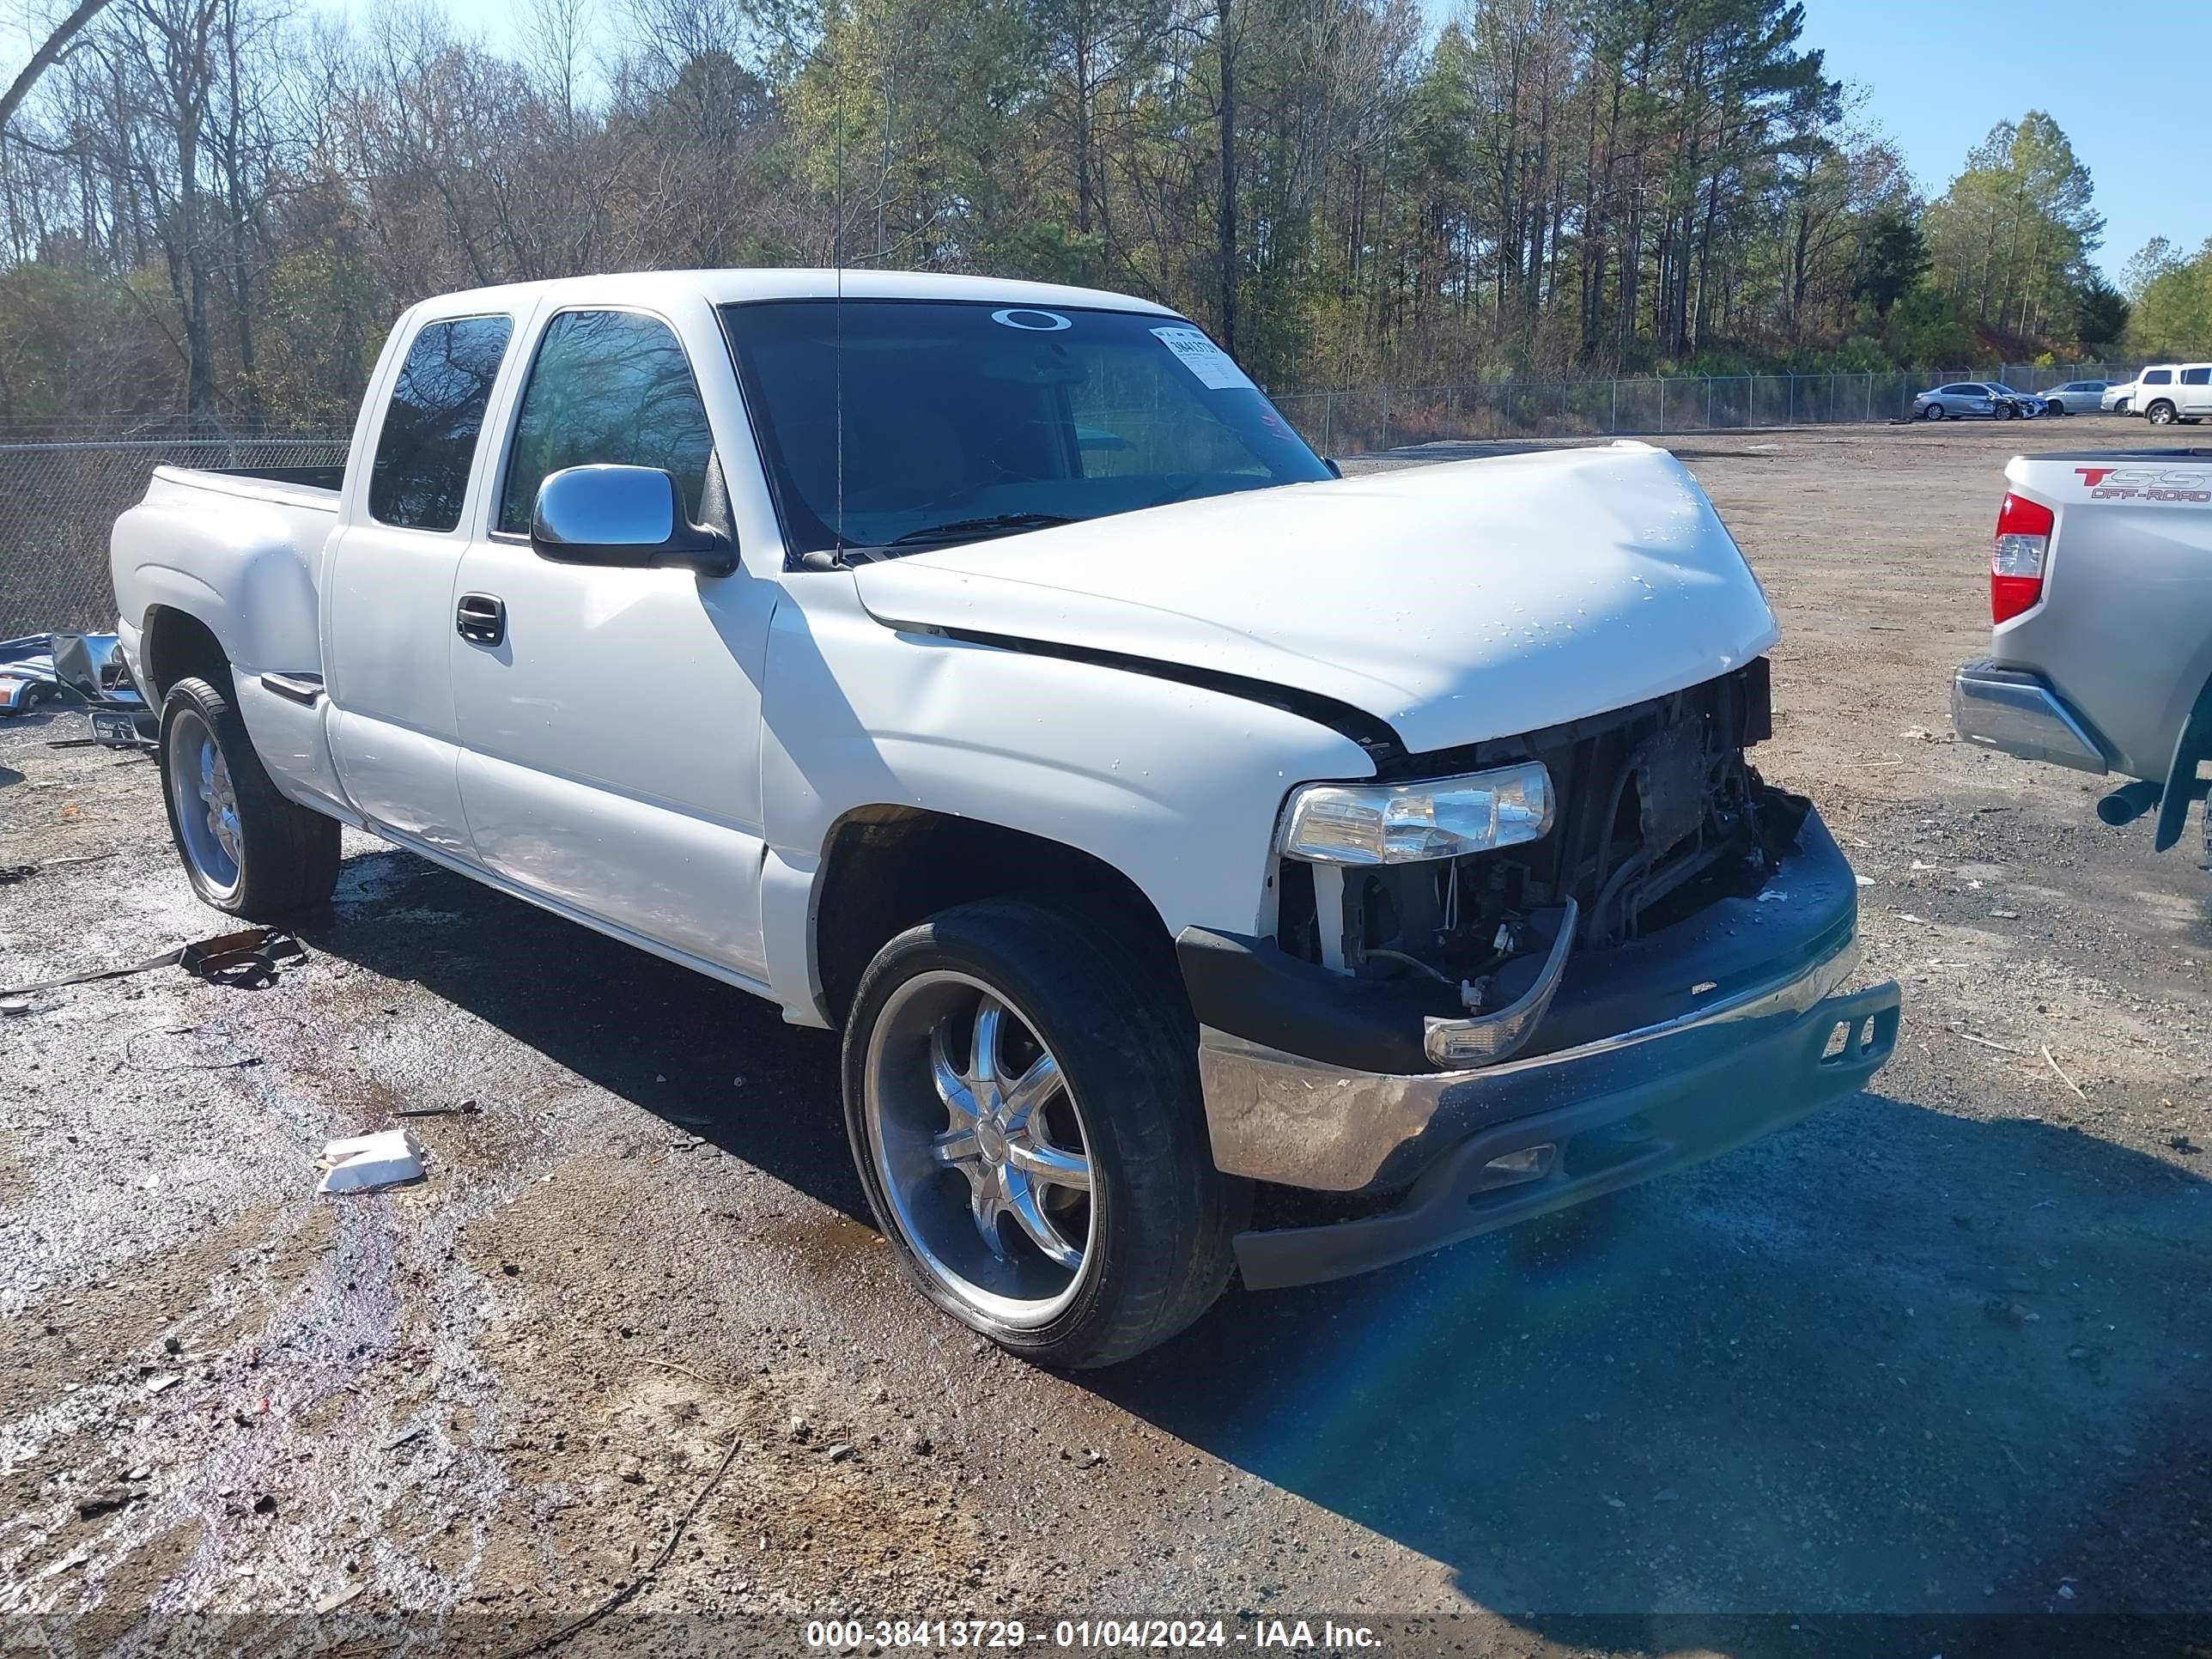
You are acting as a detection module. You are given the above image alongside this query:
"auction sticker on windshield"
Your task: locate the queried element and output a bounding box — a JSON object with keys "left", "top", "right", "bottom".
{"left": 1152, "top": 325, "right": 1255, "bottom": 391}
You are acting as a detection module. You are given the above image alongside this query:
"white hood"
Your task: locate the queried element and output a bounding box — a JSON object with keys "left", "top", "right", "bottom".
{"left": 851, "top": 441, "right": 1779, "bottom": 757}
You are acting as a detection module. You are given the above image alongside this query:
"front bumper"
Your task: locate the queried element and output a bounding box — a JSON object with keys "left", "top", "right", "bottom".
{"left": 1952, "top": 659, "right": 2110, "bottom": 773}
{"left": 1223, "top": 972, "right": 1898, "bottom": 1289}
{"left": 1183, "top": 806, "right": 1902, "bottom": 1289}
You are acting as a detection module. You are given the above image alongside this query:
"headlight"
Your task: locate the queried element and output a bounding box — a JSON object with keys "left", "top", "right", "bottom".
{"left": 1281, "top": 761, "right": 1554, "bottom": 866}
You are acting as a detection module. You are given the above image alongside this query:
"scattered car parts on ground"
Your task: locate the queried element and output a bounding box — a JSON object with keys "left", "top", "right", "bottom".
{"left": 317, "top": 1127, "right": 428, "bottom": 1194}
{"left": 0, "top": 924, "right": 302, "bottom": 1000}
{"left": 0, "top": 630, "right": 157, "bottom": 746}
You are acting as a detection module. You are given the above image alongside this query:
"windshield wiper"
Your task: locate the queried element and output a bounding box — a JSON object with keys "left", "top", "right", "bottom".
{"left": 887, "top": 513, "right": 1083, "bottom": 548}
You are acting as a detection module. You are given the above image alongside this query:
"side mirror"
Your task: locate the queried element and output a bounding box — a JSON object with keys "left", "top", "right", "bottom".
{"left": 1322, "top": 456, "right": 1343, "bottom": 479}
{"left": 531, "top": 465, "right": 736, "bottom": 577}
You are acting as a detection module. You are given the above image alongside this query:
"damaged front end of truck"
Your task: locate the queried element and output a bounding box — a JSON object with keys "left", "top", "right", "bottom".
{"left": 1180, "top": 656, "right": 1900, "bottom": 1289}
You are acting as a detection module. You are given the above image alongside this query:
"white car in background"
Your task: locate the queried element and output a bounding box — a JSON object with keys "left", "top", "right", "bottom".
{"left": 2136, "top": 365, "right": 2212, "bottom": 427}
{"left": 2101, "top": 375, "right": 2144, "bottom": 413}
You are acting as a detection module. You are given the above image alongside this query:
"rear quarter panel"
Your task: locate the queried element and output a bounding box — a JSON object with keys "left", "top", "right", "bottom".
{"left": 111, "top": 469, "right": 337, "bottom": 684}
{"left": 1995, "top": 454, "right": 2212, "bottom": 779}
{"left": 111, "top": 469, "right": 349, "bottom": 811}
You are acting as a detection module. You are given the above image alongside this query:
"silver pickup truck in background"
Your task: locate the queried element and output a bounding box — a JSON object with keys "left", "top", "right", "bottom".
{"left": 1954, "top": 448, "right": 2212, "bottom": 853}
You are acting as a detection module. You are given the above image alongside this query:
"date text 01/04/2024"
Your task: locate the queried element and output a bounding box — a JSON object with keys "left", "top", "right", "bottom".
{"left": 801, "top": 1619, "right": 1384, "bottom": 1650}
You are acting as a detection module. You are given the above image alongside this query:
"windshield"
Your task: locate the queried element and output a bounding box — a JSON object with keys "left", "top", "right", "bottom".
{"left": 719, "top": 299, "right": 1330, "bottom": 557}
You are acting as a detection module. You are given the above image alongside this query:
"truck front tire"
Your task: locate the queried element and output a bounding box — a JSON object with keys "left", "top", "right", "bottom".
{"left": 842, "top": 896, "right": 1245, "bottom": 1368}
{"left": 158, "top": 676, "right": 340, "bottom": 919}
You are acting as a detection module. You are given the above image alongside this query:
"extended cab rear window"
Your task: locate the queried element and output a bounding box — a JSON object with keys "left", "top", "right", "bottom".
{"left": 368, "top": 315, "right": 514, "bottom": 532}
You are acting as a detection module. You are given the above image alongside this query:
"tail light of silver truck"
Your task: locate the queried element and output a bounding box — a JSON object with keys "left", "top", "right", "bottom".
{"left": 1991, "top": 491, "right": 2053, "bottom": 623}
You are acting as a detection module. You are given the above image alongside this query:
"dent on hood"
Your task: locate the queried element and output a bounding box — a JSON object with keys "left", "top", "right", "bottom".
{"left": 854, "top": 442, "right": 1780, "bottom": 756}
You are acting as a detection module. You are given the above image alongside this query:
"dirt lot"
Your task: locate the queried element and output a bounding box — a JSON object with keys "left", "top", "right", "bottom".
{"left": 2, "top": 415, "right": 2207, "bottom": 1655}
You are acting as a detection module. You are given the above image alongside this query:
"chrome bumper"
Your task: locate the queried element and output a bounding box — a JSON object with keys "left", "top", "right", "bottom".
{"left": 1197, "top": 934, "right": 1872, "bottom": 1194}
{"left": 1952, "top": 659, "right": 2109, "bottom": 773}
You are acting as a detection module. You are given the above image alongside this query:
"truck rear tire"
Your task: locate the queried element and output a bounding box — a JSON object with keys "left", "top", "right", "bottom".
{"left": 2148, "top": 399, "right": 2178, "bottom": 426}
{"left": 158, "top": 676, "right": 340, "bottom": 919}
{"left": 842, "top": 896, "right": 1245, "bottom": 1368}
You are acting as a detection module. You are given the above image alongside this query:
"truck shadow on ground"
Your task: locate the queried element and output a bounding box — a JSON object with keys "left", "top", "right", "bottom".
{"left": 307, "top": 847, "right": 861, "bottom": 1212}
{"left": 303, "top": 848, "right": 2212, "bottom": 1631}
{"left": 1092, "top": 1102, "right": 2212, "bottom": 1628}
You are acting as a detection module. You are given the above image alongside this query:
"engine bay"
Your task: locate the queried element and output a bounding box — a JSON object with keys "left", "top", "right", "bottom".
{"left": 1272, "top": 659, "right": 1809, "bottom": 1018}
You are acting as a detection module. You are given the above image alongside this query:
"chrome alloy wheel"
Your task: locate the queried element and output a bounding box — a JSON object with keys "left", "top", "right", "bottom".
{"left": 862, "top": 971, "right": 1097, "bottom": 1327}
{"left": 167, "top": 707, "right": 241, "bottom": 896}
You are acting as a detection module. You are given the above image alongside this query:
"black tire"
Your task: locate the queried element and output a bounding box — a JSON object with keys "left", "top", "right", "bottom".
{"left": 1995, "top": 401, "right": 2014, "bottom": 420}
{"left": 2115, "top": 398, "right": 2130, "bottom": 415}
{"left": 158, "top": 675, "right": 340, "bottom": 918}
{"left": 2148, "top": 399, "right": 2178, "bottom": 427}
{"left": 1922, "top": 404, "right": 1944, "bottom": 421}
{"left": 842, "top": 896, "right": 1246, "bottom": 1368}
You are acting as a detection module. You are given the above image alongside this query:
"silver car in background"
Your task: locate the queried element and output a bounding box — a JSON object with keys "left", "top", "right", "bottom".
{"left": 1914, "top": 381, "right": 2031, "bottom": 421}
{"left": 2039, "top": 380, "right": 2106, "bottom": 415}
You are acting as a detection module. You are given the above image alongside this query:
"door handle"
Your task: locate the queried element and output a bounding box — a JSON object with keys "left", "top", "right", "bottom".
{"left": 457, "top": 592, "right": 506, "bottom": 647}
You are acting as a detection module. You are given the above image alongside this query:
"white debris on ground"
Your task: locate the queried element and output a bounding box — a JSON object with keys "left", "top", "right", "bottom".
{"left": 316, "top": 1127, "right": 427, "bottom": 1194}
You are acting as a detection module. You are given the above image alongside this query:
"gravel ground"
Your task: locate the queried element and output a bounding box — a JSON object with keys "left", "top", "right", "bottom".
{"left": 2, "top": 414, "right": 2207, "bottom": 1655}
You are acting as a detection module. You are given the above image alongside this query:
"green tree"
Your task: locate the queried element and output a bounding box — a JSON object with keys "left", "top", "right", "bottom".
{"left": 2127, "top": 239, "right": 2212, "bottom": 362}
{"left": 1884, "top": 283, "right": 1973, "bottom": 368}
{"left": 1853, "top": 204, "right": 1925, "bottom": 318}
{"left": 1923, "top": 112, "right": 2101, "bottom": 340}
{"left": 2070, "top": 274, "right": 2128, "bottom": 356}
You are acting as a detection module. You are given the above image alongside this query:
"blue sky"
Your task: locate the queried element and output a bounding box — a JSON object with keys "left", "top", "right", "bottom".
{"left": 1791, "top": 0, "right": 2212, "bottom": 283}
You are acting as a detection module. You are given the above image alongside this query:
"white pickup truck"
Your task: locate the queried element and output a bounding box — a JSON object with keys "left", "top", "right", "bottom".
{"left": 112, "top": 270, "right": 1899, "bottom": 1365}
{"left": 1954, "top": 447, "right": 2212, "bottom": 854}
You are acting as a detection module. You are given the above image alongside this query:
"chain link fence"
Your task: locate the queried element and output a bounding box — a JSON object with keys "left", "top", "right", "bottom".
{"left": 1271, "top": 362, "right": 2136, "bottom": 456}
{"left": 0, "top": 433, "right": 347, "bottom": 638}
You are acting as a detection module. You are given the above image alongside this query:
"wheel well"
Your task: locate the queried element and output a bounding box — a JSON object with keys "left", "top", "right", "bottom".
{"left": 140, "top": 606, "right": 233, "bottom": 703}
{"left": 813, "top": 808, "right": 1182, "bottom": 1028}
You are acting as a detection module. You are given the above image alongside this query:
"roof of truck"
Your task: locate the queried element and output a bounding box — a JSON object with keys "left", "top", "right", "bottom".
{"left": 410, "top": 268, "right": 1182, "bottom": 320}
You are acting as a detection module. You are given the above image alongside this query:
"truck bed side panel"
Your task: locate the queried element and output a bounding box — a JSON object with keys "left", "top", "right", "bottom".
{"left": 109, "top": 465, "right": 346, "bottom": 810}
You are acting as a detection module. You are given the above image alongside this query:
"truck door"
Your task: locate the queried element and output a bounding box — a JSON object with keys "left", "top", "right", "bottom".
{"left": 324, "top": 310, "right": 518, "bottom": 856}
{"left": 448, "top": 301, "right": 777, "bottom": 981}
